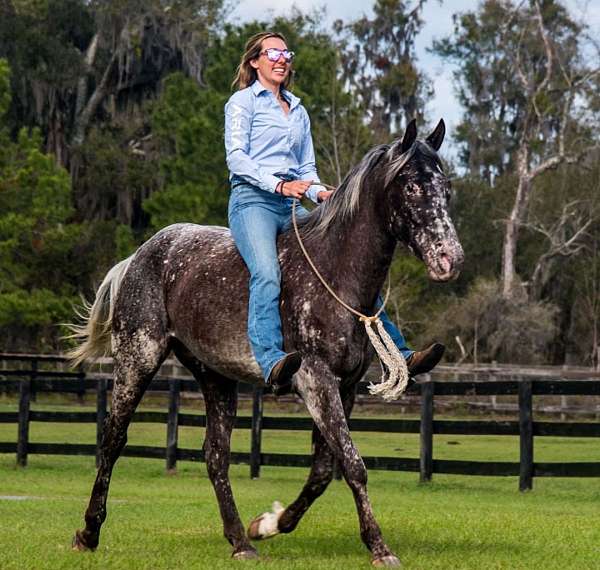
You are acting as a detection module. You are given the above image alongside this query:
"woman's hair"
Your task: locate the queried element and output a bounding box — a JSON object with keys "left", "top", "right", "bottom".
{"left": 231, "top": 31, "right": 293, "bottom": 91}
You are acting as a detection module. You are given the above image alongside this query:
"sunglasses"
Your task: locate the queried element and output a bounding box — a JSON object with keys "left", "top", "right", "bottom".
{"left": 260, "top": 48, "right": 295, "bottom": 63}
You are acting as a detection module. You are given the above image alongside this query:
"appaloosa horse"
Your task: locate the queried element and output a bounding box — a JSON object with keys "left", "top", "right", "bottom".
{"left": 70, "top": 119, "right": 463, "bottom": 566}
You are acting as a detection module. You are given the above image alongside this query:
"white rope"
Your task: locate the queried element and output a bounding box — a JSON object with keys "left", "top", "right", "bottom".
{"left": 363, "top": 319, "right": 410, "bottom": 401}
{"left": 292, "top": 195, "right": 409, "bottom": 400}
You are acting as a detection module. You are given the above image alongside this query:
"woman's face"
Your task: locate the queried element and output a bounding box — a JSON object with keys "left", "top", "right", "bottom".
{"left": 250, "top": 37, "right": 291, "bottom": 89}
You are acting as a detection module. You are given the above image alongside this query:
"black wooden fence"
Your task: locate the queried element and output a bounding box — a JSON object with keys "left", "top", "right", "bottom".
{"left": 1, "top": 354, "right": 600, "bottom": 491}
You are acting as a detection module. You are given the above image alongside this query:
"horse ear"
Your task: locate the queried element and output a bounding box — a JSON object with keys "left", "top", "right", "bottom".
{"left": 400, "top": 119, "right": 418, "bottom": 153}
{"left": 426, "top": 119, "right": 445, "bottom": 151}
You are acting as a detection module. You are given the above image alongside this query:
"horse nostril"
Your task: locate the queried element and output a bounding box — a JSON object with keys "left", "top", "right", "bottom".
{"left": 434, "top": 241, "right": 444, "bottom": 250}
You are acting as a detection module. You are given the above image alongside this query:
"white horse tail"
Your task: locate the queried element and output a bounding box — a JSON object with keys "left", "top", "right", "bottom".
{"left": 66, "top": 255, "right": 135, "bottom": 367}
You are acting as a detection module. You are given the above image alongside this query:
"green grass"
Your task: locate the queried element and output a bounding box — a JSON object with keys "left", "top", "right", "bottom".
{"left": 1, "top": 400, "right": 599, "bottom": 569}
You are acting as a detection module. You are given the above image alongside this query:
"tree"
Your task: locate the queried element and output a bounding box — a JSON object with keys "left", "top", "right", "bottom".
{"left": 0, "top": 58, "right": 119, "bottom": 350}
{"left": 335, "top": 0, "right": 432, "bottom": 138}
{"left": 0, "top": 0, "right": 223, "bottom": 165}
{"left": 435, "top": 0, "right": 600, "bottom": 297}
{"left": 144, "top": 72, "right": 229, "bottom": 229}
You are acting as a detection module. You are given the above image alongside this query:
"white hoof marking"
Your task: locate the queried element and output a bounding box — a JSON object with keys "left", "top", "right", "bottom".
{"left": 255, "top": 501, "right": 285, "bottom": 539}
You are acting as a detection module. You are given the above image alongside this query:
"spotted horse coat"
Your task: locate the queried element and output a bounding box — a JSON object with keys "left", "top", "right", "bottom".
{"left": 70, "top": 119, "right": 464, "bottom": 567}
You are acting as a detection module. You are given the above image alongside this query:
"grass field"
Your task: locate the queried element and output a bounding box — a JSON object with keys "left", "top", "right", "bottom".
{"left": 1, "top": 399, "right": 599, "bottom": 569}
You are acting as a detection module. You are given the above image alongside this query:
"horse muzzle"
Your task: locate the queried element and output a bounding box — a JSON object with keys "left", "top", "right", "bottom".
{"left": 423, "top": 239, "right": 464, "bottom": 282}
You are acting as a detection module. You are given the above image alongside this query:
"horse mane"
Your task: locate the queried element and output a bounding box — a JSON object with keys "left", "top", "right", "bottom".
{"left": 297, "top": 144, "right": 389, "bottom": 241}
{"left": 297, "top": 140, "right": 434, "bottom": 241}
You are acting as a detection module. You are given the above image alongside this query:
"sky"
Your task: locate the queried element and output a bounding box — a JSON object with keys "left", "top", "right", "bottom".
{"left": 226, "top": 0, "right": 600, "bottom": 155}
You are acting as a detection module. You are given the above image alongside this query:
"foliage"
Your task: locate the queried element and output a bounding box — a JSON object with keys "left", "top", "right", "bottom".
{"left": 144, "top": 72, "right": 229, "bottom": 229}
{"left": 0, "top": 125, "right": 77, "bottom": 348}
{"left": 74, "top": 123, "right": 159, "bottom": 227}
{"left": 386, "top": 252, "right": 430, "bottom": 341}
{"left": 335, "top": 0, "right": 431, "bottom": 137}
{"left": 432, "top": 0, "right": 590, "bottom": 182}
{"left": 0, "top": 59, "right": 122, "bottom": 350}
{"left": 0, "top": 58, "right": 11, "bottom": 119}
{"left": 1, "top": 1, "right": 598, "bottom": 365}
{"left": 425, "top": 278, "right": 558, "bottom": 364}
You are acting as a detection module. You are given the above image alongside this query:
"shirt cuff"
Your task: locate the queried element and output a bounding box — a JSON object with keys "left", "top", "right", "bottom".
{"left": 262, "top": 174, "right": 282, "bottom": 193}
{"left": 306, "top": 183, "right": 325, "bottom": 204}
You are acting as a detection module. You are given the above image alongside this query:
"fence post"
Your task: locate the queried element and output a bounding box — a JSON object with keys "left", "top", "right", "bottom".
{"left": 30, "top": 358, "right": 38, "bottom": 402}
{"left": 166, "top": 379, "right": 180, "bottom": 473}
{"left": 250, "top": 385, "right": 264, "bottom": 479}
{"left": 96, "top": 377, "right": 108, "bottom": 468}
{"left": 76, "top": 364, "right": 86, "bottom": 404}
{"left": 17, "top": 377, "right": 31, "bottom": 467}
{"left": 419, "top": 379, "right": 434, "bottom": 483}
{"left": 332, "top": 458, "right": 343, "bottom": 481}
{"left": 519, "top": 380, "right": 534, "bottom": 492}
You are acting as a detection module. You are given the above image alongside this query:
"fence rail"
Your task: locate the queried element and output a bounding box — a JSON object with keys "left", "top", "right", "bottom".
{"left": 1, "top": 354, "right": 600, "bottom": 490}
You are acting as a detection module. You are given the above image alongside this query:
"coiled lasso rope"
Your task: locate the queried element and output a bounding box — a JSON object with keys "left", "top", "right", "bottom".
{"left": 291, "top": 185, "right": 409, "bottom": 401}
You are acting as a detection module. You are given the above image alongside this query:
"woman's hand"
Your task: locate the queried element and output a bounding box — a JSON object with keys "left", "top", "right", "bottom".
{"left": 279, "top": 179, "right": 313, "bottom": 199}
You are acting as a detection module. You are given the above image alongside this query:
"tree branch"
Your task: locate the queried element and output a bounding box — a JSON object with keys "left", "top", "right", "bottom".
{"left": 71, "top": 52, "right": 118, "bottom": 147}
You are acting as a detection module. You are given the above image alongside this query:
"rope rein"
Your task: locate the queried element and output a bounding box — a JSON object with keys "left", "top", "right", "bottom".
{"left": 291, "top": 184, "right": 410, "bottom": 401}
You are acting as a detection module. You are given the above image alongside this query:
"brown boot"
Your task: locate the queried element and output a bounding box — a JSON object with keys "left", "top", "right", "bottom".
{"left": 267, "top": 352, "right": 301, "bottom": 396}
{"left": 406, "top": 343, "right": 445, "bottom": 376}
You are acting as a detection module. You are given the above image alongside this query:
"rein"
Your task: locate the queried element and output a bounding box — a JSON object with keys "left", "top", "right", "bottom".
{"left": 291, "top": 184, "right": 410, "bottom": 401}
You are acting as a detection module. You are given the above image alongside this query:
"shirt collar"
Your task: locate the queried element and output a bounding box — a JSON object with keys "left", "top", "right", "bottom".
{"left": 251, "top": 80, "right": 269, "bottom": 96}
{"left": 251, "top": 80, "right": 301, "bottom": 110}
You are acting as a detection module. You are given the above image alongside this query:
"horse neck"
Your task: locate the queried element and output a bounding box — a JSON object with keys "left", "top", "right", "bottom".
{"left": 302, "top": 188, "right": 396, "bottom": 313}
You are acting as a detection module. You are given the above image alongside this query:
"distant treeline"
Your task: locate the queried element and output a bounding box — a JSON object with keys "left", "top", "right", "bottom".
{"left": 0, "top": 0, "right": 598, "bottom": 366}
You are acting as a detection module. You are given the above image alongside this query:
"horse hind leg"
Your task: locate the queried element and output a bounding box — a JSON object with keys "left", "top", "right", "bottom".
{"left": 73, "top": 326, "right": 170, "bottom": 551}
{"left": 248, "top": 423, "right": 334, "bottom": 540}
{"left": 247, "top": 385, "right": 353, "bottom": 539}
{"left": 173, "top": 343, "right": 258, "bottom": 560}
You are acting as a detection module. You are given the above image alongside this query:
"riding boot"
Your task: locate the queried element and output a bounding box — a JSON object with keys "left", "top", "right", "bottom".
{"left": 267, "top": 352, "right": 302, "bottom": 396}
{"left": 406, "top": 343, "right": 445, "bottom": 376}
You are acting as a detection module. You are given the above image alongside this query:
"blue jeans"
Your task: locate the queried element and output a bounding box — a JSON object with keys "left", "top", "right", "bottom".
{"left": 228, "top": 182, "right": 413, "bottom": 381}
{"left": 375, "top": 297, "right": 413, "bottom": 359}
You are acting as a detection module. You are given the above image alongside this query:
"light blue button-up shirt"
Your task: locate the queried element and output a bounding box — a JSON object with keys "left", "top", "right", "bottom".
{"left": 224, "top": 80, "right": 322, "bottom": 203}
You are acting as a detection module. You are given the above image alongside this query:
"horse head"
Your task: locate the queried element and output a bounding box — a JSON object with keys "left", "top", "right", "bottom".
{"left": 383, "top": 119, "right": 464, "bottom": 282}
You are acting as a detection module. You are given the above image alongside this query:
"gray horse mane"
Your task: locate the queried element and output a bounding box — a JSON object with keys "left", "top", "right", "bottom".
{"left": 298, "top": 140, "right": 434, "bottom": 241}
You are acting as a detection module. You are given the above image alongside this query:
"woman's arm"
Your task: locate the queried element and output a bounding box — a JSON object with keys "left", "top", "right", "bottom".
{"left": 224, "top": 94, "right": 281, "bottom": 192}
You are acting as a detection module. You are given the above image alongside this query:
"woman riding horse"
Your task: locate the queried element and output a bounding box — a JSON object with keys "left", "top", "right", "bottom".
{"left": 70, "top": 32, "right": 464, "bottom": 567}
{"left": 225, "top": 31, "right": 444, "bottom": 393}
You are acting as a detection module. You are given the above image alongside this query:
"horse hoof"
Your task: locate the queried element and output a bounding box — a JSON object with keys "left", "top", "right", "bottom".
{"left": 372, "top": 555, "right": 401, "bottom": 567}
{"left": 232, "top": 549, "right": 259, "bottom": 560}
{"left": 71, "top": 530, "right": 96, "bottom": 552}
{"left": 247, "top": 501, "right": 285, "bottom": 540}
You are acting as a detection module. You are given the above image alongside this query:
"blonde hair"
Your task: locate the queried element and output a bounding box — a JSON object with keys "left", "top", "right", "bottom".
{"left": 231, "top": 31, "right": 293, "bottom": 91}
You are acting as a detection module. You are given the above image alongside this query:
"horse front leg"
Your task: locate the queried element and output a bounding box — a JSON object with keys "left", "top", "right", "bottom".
{"left": 248, "top": 386, "right": 355, "bottom": 538}
{"left": 300, "top": 370, "right": 400, "bottom": 567}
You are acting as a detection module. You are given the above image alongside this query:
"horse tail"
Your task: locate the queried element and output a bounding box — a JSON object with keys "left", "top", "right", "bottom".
{"left": 65, "top": 255, "right": 135, "bottom": 367}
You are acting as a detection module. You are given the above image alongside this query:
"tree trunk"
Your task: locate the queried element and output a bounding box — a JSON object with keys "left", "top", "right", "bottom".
{"left": 501, "top": 148, "right": 531, "bottom": 297}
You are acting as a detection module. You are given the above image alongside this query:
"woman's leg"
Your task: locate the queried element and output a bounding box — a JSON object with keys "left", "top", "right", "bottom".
{"left": 229, "top": 195, "right": 288, "bottom": 381}
{"left": 374, "top": 297, "right": 413, "bottom": 359}
{"left": 375, "top": 297, "right": 445, "bottom": 374}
